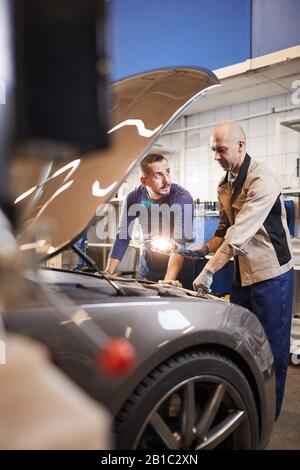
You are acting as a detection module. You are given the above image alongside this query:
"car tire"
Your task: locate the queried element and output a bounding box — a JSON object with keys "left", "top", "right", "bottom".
{"left": 290, "top": 353, "right": 300, "bottom": 365}
{"left": 115, "top": 349, "right": 259, "bottom": 450}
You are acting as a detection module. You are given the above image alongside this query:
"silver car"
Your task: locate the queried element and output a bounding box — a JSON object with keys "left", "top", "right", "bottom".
{"left": 5, "top": 67, "right": 275, "bottom": 450}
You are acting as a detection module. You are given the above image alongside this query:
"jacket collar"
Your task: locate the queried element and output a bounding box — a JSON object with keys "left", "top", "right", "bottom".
{"left": 219, "top": 153, "right": 251, "bottom": 201}
{"left": 231, "top": 153, "right": 251, "bottom": 202}
{"left": 233, "top": 153, "right": 251, "bottom": 190}
{"left": 218, "top": 154, "right": 251, "bottom": 225}
{"left": 219, "top": 153, "right": 251, "bottom": 188}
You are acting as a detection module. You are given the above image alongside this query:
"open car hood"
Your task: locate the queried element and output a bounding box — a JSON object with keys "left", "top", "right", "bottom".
{"left": 13, "top": 67, "right": 219, "bottom": 257}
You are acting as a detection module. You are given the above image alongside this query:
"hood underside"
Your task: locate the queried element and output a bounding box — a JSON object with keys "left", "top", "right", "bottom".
{"left": 13, "top": 66, "right": 219, "bottom": 257}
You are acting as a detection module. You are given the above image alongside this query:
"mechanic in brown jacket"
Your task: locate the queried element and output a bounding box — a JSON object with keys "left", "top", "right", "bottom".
{"left": 193, "top": 122, "right": 294, "bottom": 419}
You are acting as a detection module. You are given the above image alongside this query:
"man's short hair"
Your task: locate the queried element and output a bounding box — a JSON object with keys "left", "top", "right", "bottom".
{"left": 140, "top": 153, "right": 167, "bottom": 176}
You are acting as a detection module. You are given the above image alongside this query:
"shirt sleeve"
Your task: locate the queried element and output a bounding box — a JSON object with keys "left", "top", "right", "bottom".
{"left": 109, "top": 192, "right": 137, "bottom": 261}
{"left": 223, "top": 172, "right": 281, "bottom": 256}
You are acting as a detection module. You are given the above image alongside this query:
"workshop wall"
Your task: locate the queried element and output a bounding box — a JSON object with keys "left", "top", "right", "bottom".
{"left": 159, "top": 93, "right": 300, "bottom": 200}
{"left": 123, "top": 90, "right": 300, "bottom": 235}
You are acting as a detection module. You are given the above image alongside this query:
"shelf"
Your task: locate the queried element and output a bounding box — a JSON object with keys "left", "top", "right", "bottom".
{"left": 280, "top": 116, "right": 300, "bottom": 133}
{"left": 283, "top": 188, "right": 300, "bottom": 196}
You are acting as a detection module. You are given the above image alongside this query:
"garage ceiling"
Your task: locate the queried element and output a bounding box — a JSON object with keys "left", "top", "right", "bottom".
{"left": 186, "top": 54, "right": 300, "bottom": 115}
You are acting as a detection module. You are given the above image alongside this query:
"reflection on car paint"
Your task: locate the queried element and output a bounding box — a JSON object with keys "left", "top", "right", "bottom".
{"left": 108, "top": 119, "right": 163, "bottom": 138}
{"left": 92, "top": 180, "right": 118, "bottom": 197}
{"left": 14, "top": 159, "right": 81, "bottom": 205}
{"left": 157, "top": 309, "right": 191, "bottom": 331}
{"left": 80, "top": 301, "right": 170, "bottom": 308}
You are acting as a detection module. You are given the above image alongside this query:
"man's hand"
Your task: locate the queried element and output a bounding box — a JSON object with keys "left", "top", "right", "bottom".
{"left": 193, "top": 269, "right": 214, "bottom": 294}
{"left": 159, "top": 279, "right": 183, "bottom": 288}
{"left": 101, "top": 270, "right": 113, "bottom": 276}
{"left": 104, "top": 257, "right": 119, "bottom": 275}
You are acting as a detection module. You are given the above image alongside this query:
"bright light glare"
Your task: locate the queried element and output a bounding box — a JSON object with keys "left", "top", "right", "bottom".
{"left": 151, "top": 238, "right": 174, "bottom": 253}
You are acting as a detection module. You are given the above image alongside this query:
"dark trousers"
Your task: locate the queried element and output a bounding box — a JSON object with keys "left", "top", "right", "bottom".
{"left": 230, "top": 269, "right": 293, "bottom": 419}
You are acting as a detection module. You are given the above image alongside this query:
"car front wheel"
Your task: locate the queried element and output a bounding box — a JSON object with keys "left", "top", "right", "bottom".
{"left": 115, "top": 350, "right": 259, "bottom": 450}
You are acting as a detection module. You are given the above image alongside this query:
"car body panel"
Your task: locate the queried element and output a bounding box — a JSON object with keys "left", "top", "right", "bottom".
{"left": 4, "top": 268, "right": 275, "bottom": 448}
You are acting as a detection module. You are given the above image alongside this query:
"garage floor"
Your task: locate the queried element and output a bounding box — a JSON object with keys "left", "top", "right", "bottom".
{"left": 267, "top": 365, "right": 300, "bottom": 450}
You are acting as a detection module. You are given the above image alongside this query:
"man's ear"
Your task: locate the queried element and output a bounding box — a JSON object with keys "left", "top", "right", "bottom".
{"left": 141, "top": 175, "right": 147, "bottom": 186}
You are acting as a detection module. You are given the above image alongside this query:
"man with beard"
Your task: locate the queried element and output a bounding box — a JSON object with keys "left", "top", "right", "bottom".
{"left": 105, "top": 153, "right": 194, "bottom": 287}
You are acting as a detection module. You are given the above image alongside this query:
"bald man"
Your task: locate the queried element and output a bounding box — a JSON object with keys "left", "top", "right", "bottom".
{"left": 193, "top": 122, "right": 294, "bottom": 419}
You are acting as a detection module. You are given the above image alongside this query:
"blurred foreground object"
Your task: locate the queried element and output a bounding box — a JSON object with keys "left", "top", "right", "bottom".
{"left": 12, "top": 0, "right": 109, "bottom": 159}
{"left": 0, "top": 335, "right": 111, "bottom": 449}
{"left": 97, "top": 337, "right": 136, "bottom": 376}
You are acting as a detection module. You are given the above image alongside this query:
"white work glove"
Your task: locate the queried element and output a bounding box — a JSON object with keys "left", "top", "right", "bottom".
{"left": 180, "top": 243, "right": 209, "bottom": 259}
{"left": 193, "top": 269, "right": 214, "bottom": 294}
